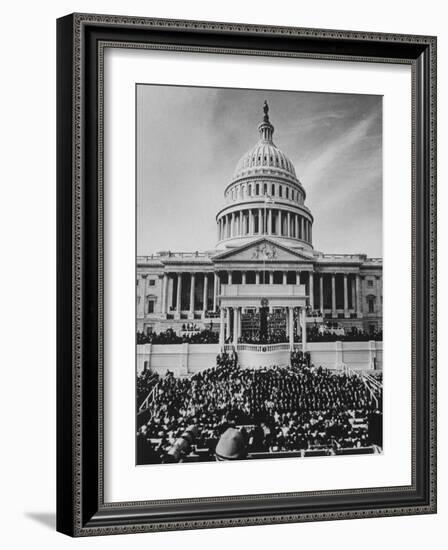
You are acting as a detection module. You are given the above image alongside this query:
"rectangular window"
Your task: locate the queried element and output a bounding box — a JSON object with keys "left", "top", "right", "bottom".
{"left": 149, "top": 279, "right": 156, "bottom": 286}
{"left": 279, "top": 186, "right": 283, "bottom": 197}
{"left": 271, "top": 183, "right": 275, "bottom": 196}
{"left": 256, "top": 183, "right": 259, "bottom": 195}
{"left": 286, "top": 187, "right": 289, "bottom": 199}
{"left": 367, "top": 279, "right": 373, "bottom": 287}
{"left": 148, "top": 301, "right": 155, "bottom": 314}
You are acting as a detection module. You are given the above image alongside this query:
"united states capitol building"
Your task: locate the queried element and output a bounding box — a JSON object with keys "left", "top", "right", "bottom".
{"left": 136, "top": 102, "right": 382, "bottom": 373}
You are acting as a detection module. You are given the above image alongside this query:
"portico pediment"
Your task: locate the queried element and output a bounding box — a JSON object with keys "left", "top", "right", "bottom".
{"left": 212, "top": 238, "right": 313, "bottom": 265}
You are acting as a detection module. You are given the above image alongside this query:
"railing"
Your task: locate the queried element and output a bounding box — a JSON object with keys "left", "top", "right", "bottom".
{"left": 319, "top": 253, "right": 367, "bottom": 261}
{"left": 361, "top": 372, "right": 383, "bottom": 408}
{"left": 138, "top": 251, "right": 212, "bottom": 262}
{"left": 237, "top": 342, "right": 291, "bottom": 352}
{"left": 138, "top": 382, "right": 159, "bottom": 413}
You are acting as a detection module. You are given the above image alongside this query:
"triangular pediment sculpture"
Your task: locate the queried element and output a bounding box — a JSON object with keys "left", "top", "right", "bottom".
{"left": 213, "top": 238, "right": 314, "bottom": 264}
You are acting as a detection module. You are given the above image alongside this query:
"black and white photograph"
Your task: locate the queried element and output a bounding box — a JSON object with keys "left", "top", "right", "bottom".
{"left": 136, "top": 85, "right": 383, "bottom": 465}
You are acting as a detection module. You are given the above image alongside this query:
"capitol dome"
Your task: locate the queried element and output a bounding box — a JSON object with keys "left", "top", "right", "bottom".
{"left": 215, "top": 101, "right": 314, "bottom": 251}
{"left": 233, "top": 108, "right": 297, "bottom": 183}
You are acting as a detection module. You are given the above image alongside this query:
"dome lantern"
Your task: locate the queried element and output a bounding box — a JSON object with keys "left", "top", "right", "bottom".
{"left": 258, "top": 100, "right": 274, "bottom": 142}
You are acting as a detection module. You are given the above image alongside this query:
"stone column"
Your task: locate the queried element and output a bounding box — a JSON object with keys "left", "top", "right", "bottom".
{"left": 176, "top": 273, "right": 182, "bottom": 314}
{"left": 301, "top": 307, "right": 307, "bottom": 352}
{"left": 219, "top": 307, "right": 225, "bottom": 349}
{"left": 258, "top": 208, "right": 262, "bottom": 234}
{"left": 161, "top": 273, "right": 168, "bottom": 315}
{"left": 256, "top": 271, "right": 260, "bottom": 285}
{"left": 189, "top": 273, "right": 196, "bottom": 315}
{"left": 139, "top": 274, "right": 147, "bottom": 317}
{"left": 296, "top": 271, "right": 301, "bottom": 285}
{"left": 228, "top": 271, "right": 233, "bottom": 285}
{"left": 283, "top": 271, "right": 287, "bottom": 284}
{"left": 331, "top": 273, "right": 336, "bottom": 317}
{"left": 319, "top": 274, "right": 324, "bottom": 312}
{"left": 233, "top": 307, "right": 238, "bottom": 346}
{"left": 375, "top": 276, "right": 381, "bottom": 315}
{"left": 295, "top": 214, "right": 298, "bottom": 238}
{"left": 309, "top": 272, "right": 314, "bottom": 310}
{"left": 269, "top": 271, "right": 274, "bottom": 284}
{"left": 242, "top": 271, "right": 246, "bottom": 285}
{"left": 249, "top": 210, "right": 254, "bottom": 235}
{"left": 351, "top": 276, "right": 356, "bottom": 313}
{"left": 268, "top": 209, "right": 272, "bottom": 235}
{"left": 289, "top": 307, "right": 294, "bottom": 350}
{"left": 287, "top": 212, "right": 291, "bottom": 237}
{"left": 343, "top": 273, "right": 349, "bottom": 318}
{"left": 301, "top": 217, "right": 305, "bottom": 240}
{"left": 238, "top": 308, "right": 242, "bottom": 338}
{"left": 231, "top": 213, "right": 235, "bottom": 237}
{"left": 213, "top": 272, "right": 218, "bottom": 311}
{"left": 203, "top": 273, "right": 208, "bottom": 313}
{"left": 226, "top": 307, "right": 231, "bottom": 340}
{"left": 356, "top": 274, "right": 362, "bottom": 318}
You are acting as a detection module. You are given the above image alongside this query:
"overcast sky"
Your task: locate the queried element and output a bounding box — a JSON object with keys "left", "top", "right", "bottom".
{"left": 137, "top": 85, "right": 382, "bottom": 257}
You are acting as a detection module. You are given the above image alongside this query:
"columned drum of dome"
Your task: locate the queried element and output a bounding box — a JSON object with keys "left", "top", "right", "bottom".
{"left": 216, "top": 101, "right": 314, "bottom": 251}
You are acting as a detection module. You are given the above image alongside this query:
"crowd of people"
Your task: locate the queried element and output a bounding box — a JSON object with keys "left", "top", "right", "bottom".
{"left": 137, "top": 328, "right": 219, "bottom": 345}
{"left": 307, "top": 325, "right": 383, "bottom": 342}
{"left": 137, "top": 354, "right": 382, "bottom": 464}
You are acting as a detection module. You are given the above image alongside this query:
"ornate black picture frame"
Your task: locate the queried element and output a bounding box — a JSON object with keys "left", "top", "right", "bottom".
{"left": 57, "top": 13, "right": 437, "bottom": 536}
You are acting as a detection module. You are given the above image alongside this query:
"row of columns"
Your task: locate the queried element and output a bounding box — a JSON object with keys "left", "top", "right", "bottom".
{"left": 218, "top": 208, "right": 312, "bottom": 243}
{"left": 157, "top": 271, "right": 365, "bottom": 318}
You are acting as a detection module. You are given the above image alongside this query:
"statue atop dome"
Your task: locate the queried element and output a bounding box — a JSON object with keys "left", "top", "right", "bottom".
{"left": 263, "top": 100, "right": 269, "bottom": 122}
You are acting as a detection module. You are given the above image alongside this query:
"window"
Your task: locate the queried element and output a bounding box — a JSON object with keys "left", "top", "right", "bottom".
{"left": 286, "top": 187, "right": 289, "bottom": 199}
{"left": 271, "top": 183, "right": 275, "bottom": 196}
{"left": 367, "top": 279, "right": 374, "bottom": 288}
{"left": 279, "top": 186, "right": 283, "bottom": 197}
{"left": 147, "top": 300, "right": 155, "bottom": 314}
{"left": 264, "top": 183, "right": 267, "bottom": 195}
{"left": 367, "top": 296, "right": 375, "bottom": 314}
{"left": 255, "top": 183, "right": 259, "bottom": 195}
{"left": 149, "top": 279, "right": 155, "bottom": 286}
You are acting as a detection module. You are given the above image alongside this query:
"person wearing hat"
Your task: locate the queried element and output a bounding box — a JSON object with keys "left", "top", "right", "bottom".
{"left": 215, "top": 428, "right": 247, "bottom": 461}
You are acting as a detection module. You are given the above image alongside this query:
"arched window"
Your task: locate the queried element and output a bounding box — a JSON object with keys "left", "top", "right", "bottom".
{"left": 286, "top": 187, "right": 289, "bottom": 199}
{"left": 279, "top": 186, "right": 283, "bottom": 198}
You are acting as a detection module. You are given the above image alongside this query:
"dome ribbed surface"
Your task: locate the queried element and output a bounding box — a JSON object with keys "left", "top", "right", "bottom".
{"left": 233, "top": 140, "right": 297, "bottom": 181}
